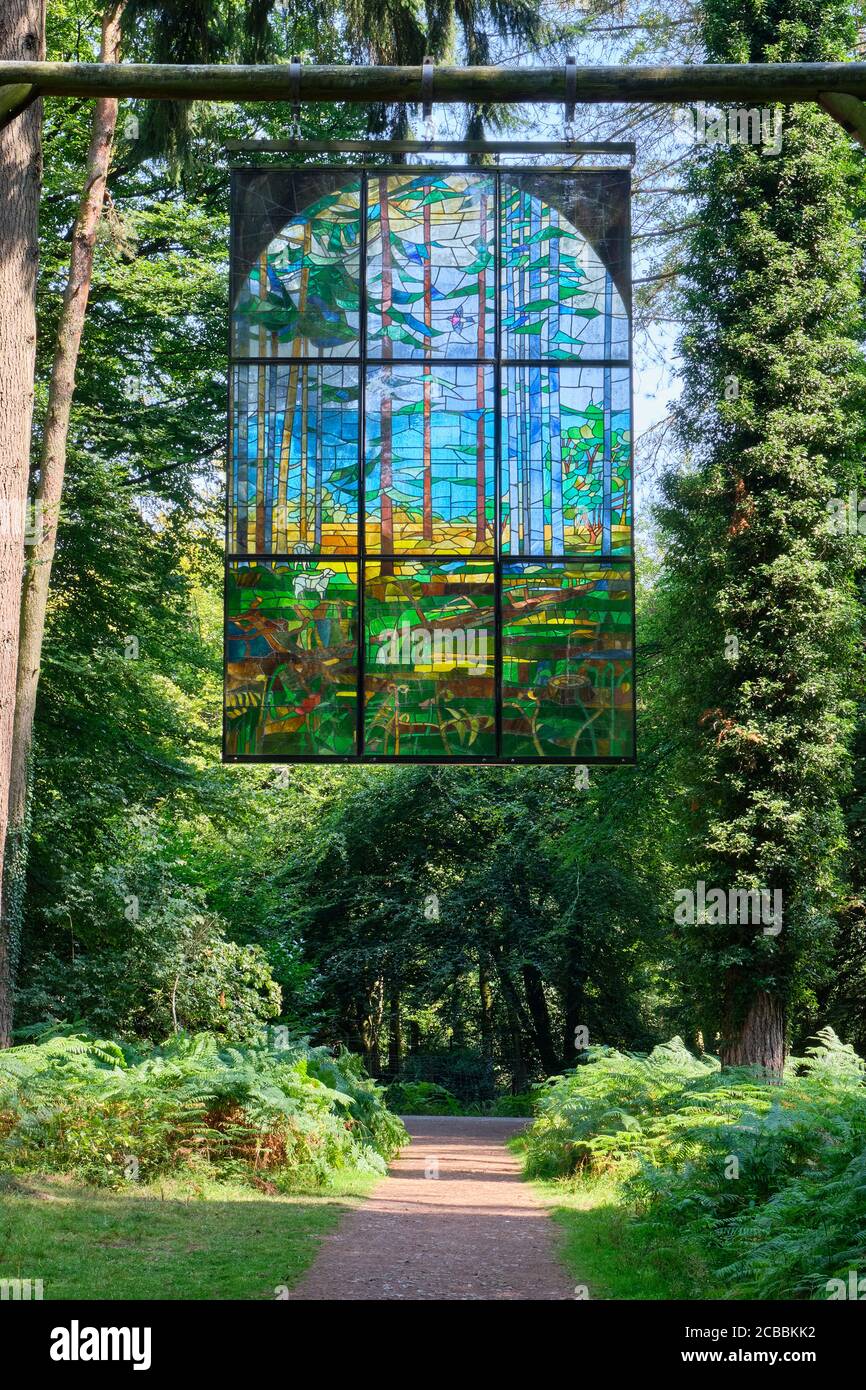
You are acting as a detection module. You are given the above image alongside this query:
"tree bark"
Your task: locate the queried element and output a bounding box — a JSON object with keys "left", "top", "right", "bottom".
{"left": 503, "top": 991, "right": 527, "bottom": 1094}
{"left": 521, "top": 962, "right": 559, "bottom": 1076}
{"left": 0, "top": 0, "right": 45, "bottom": 1049}
{"left": 478, "top": 958, "right": 494, "bottom": 1058}
{"left": 387, "top": 987, "right": 401, "bottom": 1077}
{"left": 562, "top": 926, "right": 587, "bottom": 1066}
{"left": 492, "top": 956, "right": 529, "bottom": 1092}
{"left": 1, "top": 8, "right": 123, "bottom": 1039}
{"left": 720, "top": 985, "right": 786, "bottom": 1078}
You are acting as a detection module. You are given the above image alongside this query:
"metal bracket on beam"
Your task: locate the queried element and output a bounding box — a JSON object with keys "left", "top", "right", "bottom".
{"left": 0, "top": 83, "right": 38, "bottom": 132}
{"left": 564, "top": 55, "right": 577, "bottom": 140}
{"left": 288, "top": 55, "right": 301, "bottom": 140}
{"left": 819, "top": 91, "right": 866, "bottom": 149}
{"left": 421, "top": 55, "right": 434, "bottom": 143}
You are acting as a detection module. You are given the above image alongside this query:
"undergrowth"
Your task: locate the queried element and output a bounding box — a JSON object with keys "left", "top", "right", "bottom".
{"left": 0, "top": 1027, "right": 406, "bottom": 1189}
{"left": 522, "top": 1030, "right": 866, "bottom": 1299}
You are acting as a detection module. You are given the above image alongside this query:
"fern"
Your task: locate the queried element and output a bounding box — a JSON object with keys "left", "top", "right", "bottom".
{"left": 0, "top": 1030, "right": 406, "bottom": 1189}
{"left": 522, "top": 1033, "right": 866, "bottom": 1299}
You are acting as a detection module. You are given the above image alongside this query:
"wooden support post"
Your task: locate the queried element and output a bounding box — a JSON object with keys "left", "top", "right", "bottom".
{"left": 819, "top": 92, "right": 866, "bottom": 148}
{"left": 0, "top": 83, "right": 36, "bottom": 131}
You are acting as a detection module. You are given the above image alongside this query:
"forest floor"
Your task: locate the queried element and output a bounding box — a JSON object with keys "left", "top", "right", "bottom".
{"left": 289, "top": 1116, "right": 576, "bottom": 1301}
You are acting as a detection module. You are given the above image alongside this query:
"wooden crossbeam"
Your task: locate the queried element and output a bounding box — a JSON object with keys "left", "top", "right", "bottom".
{"left": 2, "top": 61, "right": 866, "bottom": 105}
{"left": 4, "top": 63, "right": 866, "bottom": 147}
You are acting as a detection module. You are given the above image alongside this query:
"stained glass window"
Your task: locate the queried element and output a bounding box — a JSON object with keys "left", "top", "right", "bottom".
{"left": 365, "top": 365, "right": 494, "bottom": 554}
{"left": 227, "top": 166, "right": 634, "bottom": 762}
{"left": 501, "top": 367, "right": 631, "bottom": 556}
{"left": 226, "top": 560, "right": 358, "bottom": 757}
{"left": 365, "top": 560, "right": 496, "bottom": 757}
{"left": 502, "top": 564, "right": 634, "bottom": 758}
{"left": 230, "top": 364, "right": 359, "bottom": 554}
{"left": 367, "top": 174, "right": 495, "bottom": 360}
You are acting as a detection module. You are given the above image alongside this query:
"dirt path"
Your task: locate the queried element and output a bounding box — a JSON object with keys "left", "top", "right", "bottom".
{"left": 289, "top": 1116, "right": 574, "bottom": 1301}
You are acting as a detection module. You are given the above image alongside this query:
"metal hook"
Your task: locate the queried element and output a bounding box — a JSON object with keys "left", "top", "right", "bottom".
{"left": 289, "top": 55, "right": 302, "bottom": 141}
{"left": 421, "top": 55, "right": 434, "bottom": 144}
{"left": 564, "top": 54, "right": 577, "bottom": 142}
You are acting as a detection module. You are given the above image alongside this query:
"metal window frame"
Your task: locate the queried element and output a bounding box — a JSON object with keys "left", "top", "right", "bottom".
{"left": 224, "top": 157, "right": 637, "bottom": 765}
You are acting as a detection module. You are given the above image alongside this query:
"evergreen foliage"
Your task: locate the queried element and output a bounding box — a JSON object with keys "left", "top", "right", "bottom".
{"left": 654, "top": 0, "right": 866, "bottom": 1062}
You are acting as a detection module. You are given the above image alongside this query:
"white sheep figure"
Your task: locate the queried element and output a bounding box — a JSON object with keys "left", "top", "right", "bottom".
{"left": 294, "top": 568, "right": 334, "bottom": 601}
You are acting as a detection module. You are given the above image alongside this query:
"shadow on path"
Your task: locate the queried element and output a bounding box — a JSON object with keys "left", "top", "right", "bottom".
{"left": 289, "top": 1115, "right": 575, "bottom": 1301}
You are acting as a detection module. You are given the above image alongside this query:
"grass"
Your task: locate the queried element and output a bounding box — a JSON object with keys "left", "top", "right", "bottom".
{"left": 0, "top": 1170, "right": 377, "bottom": 1300}
{"left": 527, "top": 1172, "right": 720, "bottom": 1301}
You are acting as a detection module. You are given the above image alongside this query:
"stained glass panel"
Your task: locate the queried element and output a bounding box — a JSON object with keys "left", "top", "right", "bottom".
{"left": 502, "top": 564, "right": 634, "bottom": 758}
{"left": 227, "top": 166, "right": 634, "bottom": 763}
{"left": 501, "top": 367, "right": 631, "bottom": 556}
{"left": 226, "top": 561, "right": 357, "bottom": 756}
{"left": 232, "top": 173, "right": 361, "bottom": 358}
{"left": 502, "top": 173, "right": 630, "bottom": 361}
{"left": 365, "top": 365, "right": 494, "bottom": 554}
{"left": 367, "top": 174, "right": 495, "bottom": 360}
{"left": 364, "top": 561, "right": 496, "bottom": 756}
{"left": 229, "top": 364, "right": 359, "bottom": 554}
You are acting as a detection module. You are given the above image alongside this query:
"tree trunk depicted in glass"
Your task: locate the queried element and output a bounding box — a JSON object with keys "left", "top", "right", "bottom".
{"left": 255, "top": 249, "right": 268, "bottom": 551}
{"left": 378, "top": 176, "right": 395, "bottom": 573}
{"left": 475, "top": 196, "right": 487, "bottom": 551}
{"left": 422, "top": 187, "right": 433, "bottom": 543}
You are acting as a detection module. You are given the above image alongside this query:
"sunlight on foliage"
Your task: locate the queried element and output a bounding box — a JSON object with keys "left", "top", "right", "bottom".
{"left": 0, "top": 1028, "right": 406, "bottom": 1190}
{"left": 523, "top": 1030, "right": 866, "bottom": 1299}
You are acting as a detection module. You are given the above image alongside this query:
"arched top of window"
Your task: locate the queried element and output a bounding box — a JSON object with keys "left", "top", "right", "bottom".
{"left": 231, "top": 169, "right": 629, "bottom": 363}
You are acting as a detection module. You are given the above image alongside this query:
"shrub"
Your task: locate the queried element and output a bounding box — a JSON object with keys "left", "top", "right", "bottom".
{"left": 0, "top": 1028, "right": 406, "bottom": 1189}
{"left": 629, "top": 1030, "right": 866, "bottom": 1299}
{"left": 491, "top": 1091, "right": 539, "bottom": 1118}
{"left": 523, "top": 1037, "right": 722, "bottom": 1178}
{"left": 385, "top": 1080, "right": 462, "bottom": 1115}
{"left": 521, "top": 1029, "right": 866, "bottom": 1300}
{"left": 398, "top": 1048, "right": 495, "bottom": 1105}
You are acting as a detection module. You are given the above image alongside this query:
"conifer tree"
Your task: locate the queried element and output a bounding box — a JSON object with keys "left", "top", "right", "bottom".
{"left": 657, "top": 0, "right": 866, "bottom": 1073}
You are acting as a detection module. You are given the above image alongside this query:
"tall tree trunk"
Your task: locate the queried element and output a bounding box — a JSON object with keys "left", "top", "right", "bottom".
{"left": 0, "top": 0, "right": 45, "bottom": 1049}
{"left": 720, "top": 983, "right": 785, "bottom": 1078}
{"left": 387, "top": 987, "right": 401, "bottom": 1077}
{"left": 492, "top": 955, "right": 530, "bottom": 1092}
{"left": 1, "top": 7, "right": 123, "bottom": 1041}
{"left": 451, "top": 1007, "right": 465, "bottom": 1050}
{"left": 502, "top": 990, "right": 527, "bottom": 1095}
{"left": 562, "top": 927, "right": 587, "bottom": 1066}
{"left": 478, "top": 958, "right": 494, "bottom": 1058}
{"left": 521, "top": 962, "right": 558, "bottom": 1076}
